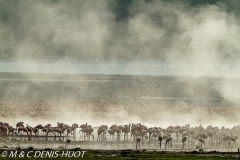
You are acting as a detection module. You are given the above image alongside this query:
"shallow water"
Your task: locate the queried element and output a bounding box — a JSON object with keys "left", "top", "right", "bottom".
{"left": 0, "top": 60, "right": 238, "bottom": 104}
{"left": 1, "top": 139, "right": 239, "bottom": 152}
{"left": 0, "top": 61, "right": 239, "bottom": 77}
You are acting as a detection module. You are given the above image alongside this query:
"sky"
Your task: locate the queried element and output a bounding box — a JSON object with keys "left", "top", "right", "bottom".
{"left": 0, "top": 0, "right": 240, "bottom": 62}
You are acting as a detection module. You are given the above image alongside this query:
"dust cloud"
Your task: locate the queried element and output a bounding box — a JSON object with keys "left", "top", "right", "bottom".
{"left": 1, "top": 0, "right": 240, "bottom": 128}
{"left": 0, "top": 0, "right": 240, "bottom": 62}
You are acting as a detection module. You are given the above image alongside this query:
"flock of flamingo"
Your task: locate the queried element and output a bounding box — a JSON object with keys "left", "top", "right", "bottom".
{"left": 0, "top": 99, "right": 239, "bottom": 151}
{"left": 1, "top": 121, "right": 240, "bottom": 150}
